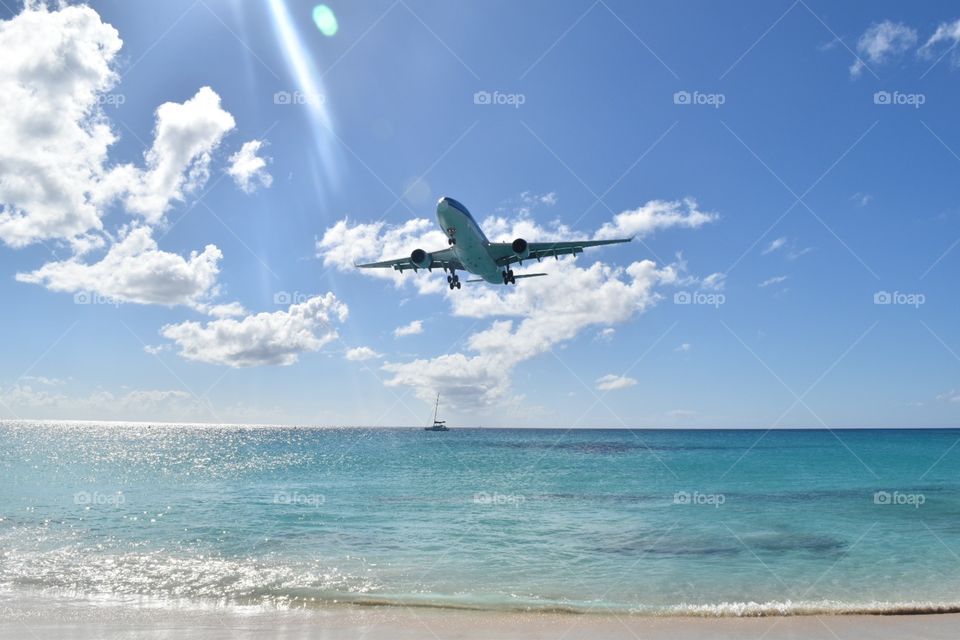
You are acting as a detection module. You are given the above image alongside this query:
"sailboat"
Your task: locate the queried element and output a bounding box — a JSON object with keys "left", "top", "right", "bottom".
{"left": 423, "top": 394, "right": 450, "bottom": 431}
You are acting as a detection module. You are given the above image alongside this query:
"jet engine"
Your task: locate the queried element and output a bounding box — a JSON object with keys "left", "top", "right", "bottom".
{"left": 410, "top": 248, "right": 432, "bottom": 269}
{"left": 511, "top": 238, "right": 530, "bottom": 260}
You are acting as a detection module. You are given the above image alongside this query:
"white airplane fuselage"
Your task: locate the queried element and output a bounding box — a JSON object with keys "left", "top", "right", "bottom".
{"left": 435, "top": 197, "right": 503, "bottom": 283}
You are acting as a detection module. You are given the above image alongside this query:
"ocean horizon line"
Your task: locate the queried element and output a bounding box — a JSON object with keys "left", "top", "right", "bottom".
{"left": 1, "top": 419, "right": 958, "bottom": 431}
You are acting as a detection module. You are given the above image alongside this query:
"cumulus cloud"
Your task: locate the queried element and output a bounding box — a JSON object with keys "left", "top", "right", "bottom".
{"left": 594, "top": 198, "right": 717, "bottom": 240}
{"left": 850, "top": 20, "right": 917, "bottom": 77}
{"left": 1, "top": 1, "right": 253, "bottom": 327}
{"left": 121, "top": 86, "right": 235, "bottom": 221}
{"left": 674, "top": 343, "right": 691, "bottom": 353}
{"left": 345, "top": 346, "right": 382, "bottom": 361}
{"left": 595, "top": 374, "right": 637, "bottom": 391}
{"left": 16, "top": 226, "right": 222, "bottom": 307}
{"left": 394, "top": 320, "right": 423, "bottom": 337}
{"left": 0, "top": 4, "right": 237, "bottom": 246}
{"left": 317, "top": 217, "right": 448, "bottom": 294}
{"left": 227, "top": 139, "right": 272, "bottom": 194}
{"left": 317, "top": 198, "right": 717, "bottom": 296}
{"left": 319, "top": 198, "right": 718, "bottom": 411}
{"left": 0, "top": 3, "right": 122, "bottom": 247}
{"left": 383, "top": 258, "right": 684, "bottom": 408}
{"left": 159, "top": 293, "right": 348, "bottom": 367}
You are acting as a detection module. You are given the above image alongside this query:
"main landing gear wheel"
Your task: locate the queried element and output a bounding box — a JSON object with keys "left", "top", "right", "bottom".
{"left": 502, "top": 269, "right": 516, "bottom": 285}
{"left": 447, "top": 274, "right": 461, "bottom": 290}
{"left": 447, "top": 238, "right": 456, "bottom": 245}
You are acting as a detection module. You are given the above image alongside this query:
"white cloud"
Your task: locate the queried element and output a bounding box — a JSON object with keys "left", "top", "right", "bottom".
{"left": 0, "top": 5, "right": 235, "bottom": 247}
{"left": 762, "top": 236, "right": 787, "bottom": 255}
{"left": 320, "top": 199, "right": 717, "bottom": 411}
{"left": 675, "top": 343, "right": 691, "bottom": 353}
{"left": 850, "top": 20, "right": 917, "bottom": 77}
{"left": 159, "top": 293, "right": 348, "bottom": 367}
{"left": 595, "top": 327, "right": 616, "bottom": 342}
{"left": 759, "top": 275, "right": 788, "bottom": 288}
{"left": 345, "top": 346, "right": 382, "bottom": 361}
{"left": 700, "top": 272, "right": 726, "bottom": 291}
{"left": 936, "top": 389, "right": 960, "bottom": 404}
{"left": 20, "top": 375, "right": 66, "bottom": 386}
{"left": 317, "top": 217, "right": 448, "bottom": 295}
{"left": 850, "top": 192, "right": 872, "bottom": 207}
{"left": 121, "top": 86, "right": 235, "bottom": 222}
{"left": 16, "top": 226, "right": 222, "bottom": 307}
{"left": 1, "top": 2, "right": 253, "bottom": 327}
{"left": 0, "top": 4, "right": 122, "bottom": 247}
{"left": 919, "top": 19, "right": 960, "bottom": 61}
{"left": 394, "top": 320, "right": 424, "bottom": 337}
{"left": 595, "top": 198, "right": 718, "bottom": 240}
{"left": 317, "top": 198, "right": 717, "bottom": 296}
{"left": 383, "top": 258, "right": 682, "bottom": 408}
{"left": 143, "top": 344, "right": 171, "bottom": 355}
{"left": 227, "top": 139, "right": 272, "bottom": 194}
{"left": 519, "top": 190, "right": 558, "bottom": 208}
{"left": 0, "top": 384, "right": 207, "bottom": 422}
{"left": 595, "top": 374, "right": 637, "bottom": 391}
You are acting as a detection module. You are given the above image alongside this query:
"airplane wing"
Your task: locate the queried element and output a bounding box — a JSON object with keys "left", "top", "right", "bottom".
{"left": 355, "top": 248, "right": 463, "bottom": 273}
{"left": 489, "top": 238, "right": 631, "bottom": 267}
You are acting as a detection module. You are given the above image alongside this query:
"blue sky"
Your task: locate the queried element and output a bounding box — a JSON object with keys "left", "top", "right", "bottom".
{"left": 1, "top": 0, "right": 959, "bottom": 427}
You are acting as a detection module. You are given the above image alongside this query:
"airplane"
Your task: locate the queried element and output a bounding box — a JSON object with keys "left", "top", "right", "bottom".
{"left": 356, "top": 196, "right": 632, "bottom": 290}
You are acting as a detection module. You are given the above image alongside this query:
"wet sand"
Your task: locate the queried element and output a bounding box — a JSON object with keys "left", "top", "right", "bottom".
{"left": 2, "top": 594, "right": 959, "bottom": 640}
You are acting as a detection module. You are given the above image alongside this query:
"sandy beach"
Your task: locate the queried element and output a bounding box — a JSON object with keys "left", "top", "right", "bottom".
{"left": 3, "top": 594, "right": 959, "bottom": 640}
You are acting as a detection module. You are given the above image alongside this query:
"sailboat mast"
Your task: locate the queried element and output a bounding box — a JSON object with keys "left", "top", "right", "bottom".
{"left": 432, "top": 394, "right": 440, "bottom": 423}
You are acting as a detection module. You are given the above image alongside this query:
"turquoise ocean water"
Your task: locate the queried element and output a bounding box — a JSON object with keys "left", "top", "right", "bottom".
{"left": 2, "top": 422, "right": 960, "bottom": 616}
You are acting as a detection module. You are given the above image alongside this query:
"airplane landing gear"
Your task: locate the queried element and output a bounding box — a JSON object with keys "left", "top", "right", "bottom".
{"left": 502, "top": 269, "right": 516, "bottom": 285}
{"left": 447, "top": 273, "right": 461, "bottom": 290}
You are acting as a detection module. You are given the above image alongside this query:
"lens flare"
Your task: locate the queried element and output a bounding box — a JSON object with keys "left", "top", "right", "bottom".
{"left": 312, "top": 5, "right": 338, "bottom": 37}
{"left": 267, "top": 0, "right": 342, "bottom": 202}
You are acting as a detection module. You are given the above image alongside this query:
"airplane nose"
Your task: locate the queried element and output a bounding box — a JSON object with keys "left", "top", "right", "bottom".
{"left": 437, "top": 196, "right": 467, "bottom": 214}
